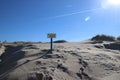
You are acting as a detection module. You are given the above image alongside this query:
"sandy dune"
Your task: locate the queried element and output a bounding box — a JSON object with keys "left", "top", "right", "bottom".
{"left": 0, "top": 41, "right": 120, "bottom": 80}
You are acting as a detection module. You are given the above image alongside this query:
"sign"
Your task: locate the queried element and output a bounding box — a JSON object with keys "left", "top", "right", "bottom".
{"left": 47, "top": 33, "right": 56, "bottom": 38}
{"left": 47, "top": 33, "right": 56, "bottom": 52}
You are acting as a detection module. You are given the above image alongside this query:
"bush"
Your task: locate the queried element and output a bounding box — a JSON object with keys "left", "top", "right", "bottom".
{"left": 12, "top": 41, "right": 24, "bottom": 45}
{"left": 53, "top": 40, "right": 67, "bottom": 43}
{"left": 91, "top": 34, "right": 115, "bottom": 41}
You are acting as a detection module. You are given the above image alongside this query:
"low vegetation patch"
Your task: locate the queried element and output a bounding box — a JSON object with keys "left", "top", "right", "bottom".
{"left": 53, "top": 40, "right": 67, "bottom": 43}
{"left": 91, "top": 34, "right": 115, "bottom": 41}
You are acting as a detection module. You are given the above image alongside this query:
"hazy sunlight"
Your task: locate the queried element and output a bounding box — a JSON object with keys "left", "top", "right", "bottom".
{"left": 107, "top": 0, "right": 120, "bottom": 6}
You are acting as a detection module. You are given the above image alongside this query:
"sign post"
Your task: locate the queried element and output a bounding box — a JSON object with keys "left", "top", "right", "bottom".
{"left": 47, "top": 33, "right": 56, "bottom": 52}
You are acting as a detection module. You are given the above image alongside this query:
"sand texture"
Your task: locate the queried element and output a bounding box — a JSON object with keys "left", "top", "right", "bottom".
{"left": 0, "top": 41, "right": 120, "bottom": 80}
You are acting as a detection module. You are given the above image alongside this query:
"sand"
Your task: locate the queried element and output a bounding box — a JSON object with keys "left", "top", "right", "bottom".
{"left": 0, "top": 41, "right": 120, "bottom": 80}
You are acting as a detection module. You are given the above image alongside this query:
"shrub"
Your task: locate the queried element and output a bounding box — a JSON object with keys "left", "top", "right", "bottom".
{"left": 12, "top": 41, "right": 24, "bottom": 45}
{"left": 53, "top": 40, "right": 67, "bottom": 43}
{"left": 91, "top": 34, "right": 115, "bottom": 41}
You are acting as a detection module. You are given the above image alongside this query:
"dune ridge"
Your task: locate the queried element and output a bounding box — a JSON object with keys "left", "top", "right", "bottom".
{"left": 0, "top": 41, "right": 120, "bottom": 80}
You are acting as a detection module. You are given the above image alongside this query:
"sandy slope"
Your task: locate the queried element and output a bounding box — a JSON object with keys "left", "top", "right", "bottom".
{"left": 0, "top": 41, "right": 120, "bottom": 80}
{"left": 0, "top": 46, "right": 5, "bottom": 62}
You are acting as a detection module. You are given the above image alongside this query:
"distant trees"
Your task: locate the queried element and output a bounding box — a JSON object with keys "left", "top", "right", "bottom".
{"left": 91, "top": 34, "right": 115, "bottom": 41}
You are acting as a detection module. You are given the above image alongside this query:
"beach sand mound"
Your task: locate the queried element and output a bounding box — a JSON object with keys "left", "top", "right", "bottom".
{"left": 0, "top": 41, "right": 120, "bottom": 80}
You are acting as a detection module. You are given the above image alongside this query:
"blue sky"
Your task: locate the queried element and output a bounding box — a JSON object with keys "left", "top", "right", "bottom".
{"left": 0, "top": 0, "right": 120, "bottom": 42}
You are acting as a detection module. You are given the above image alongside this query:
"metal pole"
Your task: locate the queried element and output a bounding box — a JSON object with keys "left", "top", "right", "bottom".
{"left": 50, "top": 38, "right": 53, "bottom": 52}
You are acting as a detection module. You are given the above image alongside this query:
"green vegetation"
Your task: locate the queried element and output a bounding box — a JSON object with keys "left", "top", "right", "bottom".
{"left": 91, "top": 34, "right": 115, "bottom": 41}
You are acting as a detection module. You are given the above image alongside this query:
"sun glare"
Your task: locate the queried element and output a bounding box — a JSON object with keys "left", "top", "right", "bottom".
{"left": 101, "top": 0, "right": 120, "bottom": 9}
{"left": 107, "top": 0, "right": 120, "bottom": 6}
